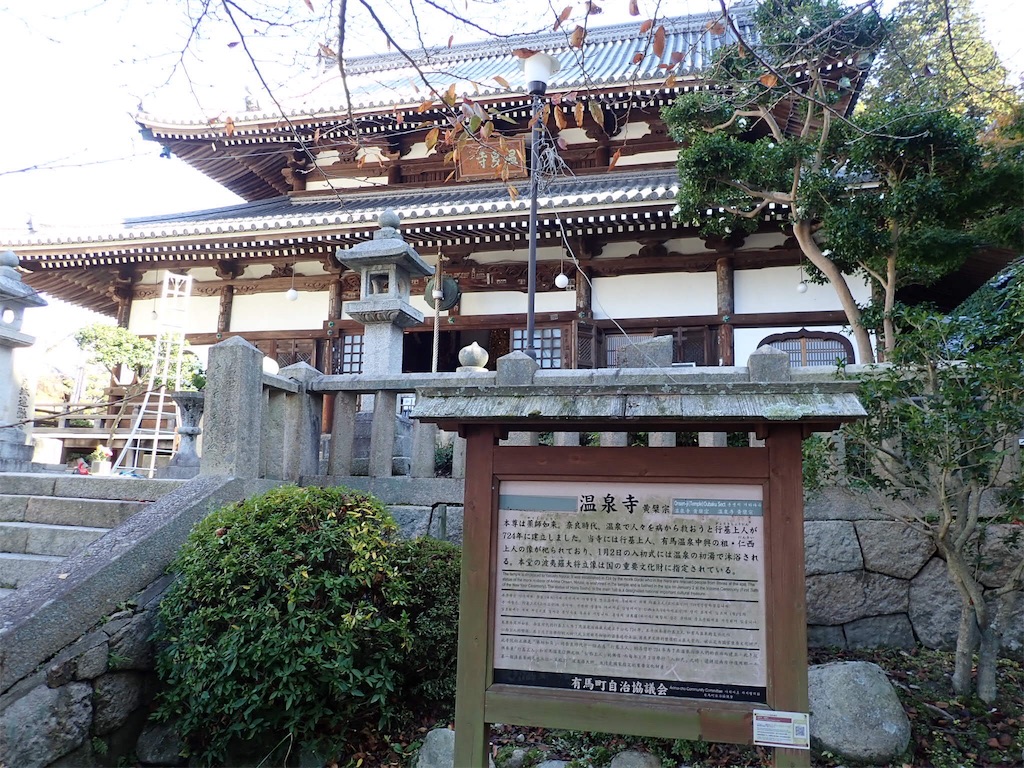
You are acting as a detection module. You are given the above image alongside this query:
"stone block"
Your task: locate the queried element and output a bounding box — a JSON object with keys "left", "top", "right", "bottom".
{"left": 804, "top": 521, "right": 862, "bottom": 576}
{"left": 808, "top": 661, "right": 910, "bottom": 763}
{"left": 807, "top": 625, "right": 847, "bottom": 649}
{"left": 0, "top": 682, "right": 92, "bottom": 768}
{"left": 108, "top": 611, "right": 155, "bottom": 670}
{"left": 976, "top": 524, "right": 1024, "bottom": 589}
{"left": 844, "top": 614, "right": 916, "bottom": 649}
{"left": 806, "top": 572, "right": 908, "bottom": 625}
{"left": 909, "top": 557, "right": 961, "bottom": 649}
{"left": 136, "top": 722, "right": 186, "bottom": 766}
{"left": 803, "top": 487, "right": 886, "bottom": 521}
{"left": 93, "top": 672, "right": 146, "bottom": 735}
{"left": 495, "top": 351, "right": 538, "bottom": 386}
{"left": 202, "top": 336, "right": 265, "bottom": 478}
{"left": 609, "top": 750, "right": 662, "bottom": 768}
{"left": 617, "top": 336, "right": 673, "bottom": 368}
{"left": 747, "top": 345, "right": 791, "bottom": 382}
{"left": 855, "top": 520, "right": 935, "bottom": 579}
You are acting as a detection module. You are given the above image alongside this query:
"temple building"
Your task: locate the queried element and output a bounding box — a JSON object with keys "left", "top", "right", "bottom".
{"left": 3, "top": 8, "right": 927, "bottom": 376}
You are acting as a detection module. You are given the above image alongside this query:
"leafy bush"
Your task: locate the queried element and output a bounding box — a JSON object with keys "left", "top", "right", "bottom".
{"left": 394, "top": 537, "right": 461, "bottom": 707}
{"left": 152, "top": 485, "right": 413, "bottom": 766}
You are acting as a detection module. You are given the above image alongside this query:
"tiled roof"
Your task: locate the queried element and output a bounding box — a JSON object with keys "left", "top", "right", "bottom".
{"left": 141, "top": 8, "right": 754, "bottom": 130}
{"left": 11, "top": 168, "right": 683, "bottom": 248}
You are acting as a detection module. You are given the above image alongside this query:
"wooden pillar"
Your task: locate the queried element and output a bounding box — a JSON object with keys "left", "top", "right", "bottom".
{"left": 765, "top": 423, "right": 810, "bottom": 768}
{"left": 454, "top": 425, "right": 500, "bottom": 768}
{"left": 575, "top": 265, "right": 592, "bottom": 319}
{"left": 716, "top": 257, "right": 735, "bottom": 366}
{"left": 217, "top": 285, "right": 234, "bottom": 334}
{"left": 322, "top": 279, "right": 345, "bottom": 430}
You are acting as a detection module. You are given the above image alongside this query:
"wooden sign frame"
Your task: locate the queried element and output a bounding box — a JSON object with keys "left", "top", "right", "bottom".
{"left": 456, "top": 137, "right": 527, "bottom": 181}
{"left": 454, "top": 425, "right": 810, "bottom": 768}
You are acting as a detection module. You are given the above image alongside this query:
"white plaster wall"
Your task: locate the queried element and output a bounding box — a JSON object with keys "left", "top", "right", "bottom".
{"left": 734, "top": 325, "right": 856, "bottom": 366}
{"left": 128, "top": 295, "right": 220, "bottom": 336}
{"left": 735, "top": 267, "right": 872, "bottom": 314}
{"left": 459, "top": 290, "right": 576, "bottom": 316}
{"left": 231, "top": 291, "right": 330, "bottom": 331}
{"left": 591, "top": 272, "right": 717, "bottom": 320}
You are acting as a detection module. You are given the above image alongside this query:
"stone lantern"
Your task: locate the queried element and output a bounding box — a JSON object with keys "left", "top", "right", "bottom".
{"left": 0, "top": 251, "right": 47, "bottom": 471}
{"left": 335, "top": 210, "right": 434, "bottom": 376}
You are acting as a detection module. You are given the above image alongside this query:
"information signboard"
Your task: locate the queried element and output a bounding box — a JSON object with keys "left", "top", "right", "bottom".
{"left": 494, "top": 480, "right": 767, "bottom": 703}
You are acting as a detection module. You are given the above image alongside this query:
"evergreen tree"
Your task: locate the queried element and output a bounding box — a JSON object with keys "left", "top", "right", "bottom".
{"left": 863, "top": 0, "right": 1016, "bottom": 120}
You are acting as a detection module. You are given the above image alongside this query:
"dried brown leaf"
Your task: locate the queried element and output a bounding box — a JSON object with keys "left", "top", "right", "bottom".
{"left": 569, "top": 25, "right": 586, "bottom": 48}
{"left": 631, "top": 52, "right": 644, "bottom": 65}
{"left": 224, "top": 116, "right": 235, "bottom": 137}
{"left": 512, "top": 48, "right": 538, "bottom": 59}
{"left": 574, "top": 101, "right": 585, "bottom": 127}
{"left": 318, "top": 42, "right": 337, "bottom": 58}
{"left": 425, "top": 127, "right": 440, "bottom": 151}
{"left": 639, "top": 19, "right": 653, "bottom": 34}
{"left": 588, "top": 100, "right": 604, "bottom": 127}
{"left": 447, "top": 35, "right": 454, "bottom": 48}
{"left": 664, "top": 73, "right": 677, "bottom": 87}
{"left": 585, "top": 1, "right": 602, "bottom": 14}
{"left": 653, "top": 24, "right": 666, "bottom": 58}
{"left": 417, "top": 99, "right": 435, "bottom": 113}
{"left": 609, "top": 148, "right": 622, "bottom": 169}
{"left": 553, "top": 5, "right": 571, "bottom": 31}
{"left": 705, "top": 20, "right": 726, "bottom": 35}
{"left": 493, "top": 75, "right": 511, "bottom": 89}
{"left": 556, "top": 136, "right": 568, "bottom": 151}
{"left": 507, "top": 185, "right": 520, "bottom": 201}
{"left": 444, "top": 83, "right": 457, "bottom": 105}
{"left": 554, "top": 105, "right": 567, "bottom": 130}
{"left": 628, "top": 0, "right": 639, "bottom": 15}
{"left": 759, "top": 72, "right": 779, "bottom": 88}
{"left": 302, "top": 0, "right": 313, "bottom": 10}
{"left": 670, "top": 50, "right": 683, "bottom": 65}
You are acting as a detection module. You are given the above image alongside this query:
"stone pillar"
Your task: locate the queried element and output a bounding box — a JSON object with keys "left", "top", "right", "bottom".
{"left": 0, "top": 251, "right": 47, "bottom": 471}
{"left": 280, "top": 362, "right": 324, "bottom": 480}
{"left": 328, "top": 392, "right": 358, "bottom": 476}
{"left": 201, "top": 336, "right": 264, "bottom": 478}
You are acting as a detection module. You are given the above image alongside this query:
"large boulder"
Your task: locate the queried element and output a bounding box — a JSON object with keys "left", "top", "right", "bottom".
{"left": 415, "top": 727, "right": 495, "bottom": 768}
{"left": 0, "top": 683, "right": 92, "bottom": 768}
{"left": 609, "top": 751, "right": 661, "bottom": 768}
{"left": 808, "top": 661, "right": 910, "bottom": 763}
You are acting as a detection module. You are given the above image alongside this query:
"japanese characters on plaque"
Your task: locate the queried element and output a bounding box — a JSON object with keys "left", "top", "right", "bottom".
{"left": 493, "top": 480, "right": 767, "bottom": 704}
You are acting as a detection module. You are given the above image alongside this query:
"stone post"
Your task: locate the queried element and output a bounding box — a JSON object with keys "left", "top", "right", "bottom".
{"left": 0, "top": 251, "right": 47, "bottom": 471}
{"left": 201, "top": 336, "right": 264, "bottom": 478}
{"left": 280, "top": 362, "right": 324, "bottom": 480}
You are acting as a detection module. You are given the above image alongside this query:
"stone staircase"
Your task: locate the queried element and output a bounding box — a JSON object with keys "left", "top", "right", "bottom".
{"left": 0, "top": 473, "right": 185, "bottom": 598}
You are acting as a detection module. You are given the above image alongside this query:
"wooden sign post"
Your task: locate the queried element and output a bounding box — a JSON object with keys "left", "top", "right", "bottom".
{"left": 412, "top": 349, "right": 864, "bottom": 768}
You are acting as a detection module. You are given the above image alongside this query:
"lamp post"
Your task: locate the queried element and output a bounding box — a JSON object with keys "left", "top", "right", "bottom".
{"left": 521, "top": 52, "right": 559, "bottom": 360}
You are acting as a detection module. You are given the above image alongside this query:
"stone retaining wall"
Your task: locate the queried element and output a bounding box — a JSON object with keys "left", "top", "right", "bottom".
{"left": 804, "top": 488, "right": 1024, "bottom": 656}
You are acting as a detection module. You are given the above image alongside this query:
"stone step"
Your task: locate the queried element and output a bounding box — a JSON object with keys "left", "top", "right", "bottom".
{"left": 0, "top": 552, "right": 64, "bottom": 589}
{"left": 0, "top": 473, "right": 184, "bottom": 501}
{"left": 0, "top": 496, "right": 147, "bottom": 528}
{"left": 0, "top": 521, "right": 109, "bottom": 557}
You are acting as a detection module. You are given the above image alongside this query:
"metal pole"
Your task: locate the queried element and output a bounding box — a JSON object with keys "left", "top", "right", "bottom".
{"left": 525, "top": 92, "right": 542, "bottom": 361}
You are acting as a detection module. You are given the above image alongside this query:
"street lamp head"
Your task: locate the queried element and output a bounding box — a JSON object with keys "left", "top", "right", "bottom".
{"left": 521, "top": 52, "right": 560, "bottom": 96}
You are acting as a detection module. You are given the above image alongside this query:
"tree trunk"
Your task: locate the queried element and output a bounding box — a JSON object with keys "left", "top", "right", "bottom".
{"left": 952, "top": 599, "right": 978, "bottom": 696}
{"left": 792, "top": 220, "right": 875, "bottom": 363}
{"left": 977, "top": 598, "right": 1002, "bottom": 704}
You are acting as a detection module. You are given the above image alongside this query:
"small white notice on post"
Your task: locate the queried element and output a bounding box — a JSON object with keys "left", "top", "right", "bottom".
{"left": 752, "top": 710, "right": 810, "bottom": 749}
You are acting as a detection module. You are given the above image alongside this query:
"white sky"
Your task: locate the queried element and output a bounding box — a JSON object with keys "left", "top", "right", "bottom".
{"left": 4, "top": 0, "right": 1023, "bottom": 351}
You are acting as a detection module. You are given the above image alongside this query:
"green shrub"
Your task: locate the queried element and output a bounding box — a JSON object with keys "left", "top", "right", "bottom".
{"left": 394, "top": 537, "right": 461, "bottom": 707}
{"left": 151, "top": 485, "right": 412, "bottom": 766}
